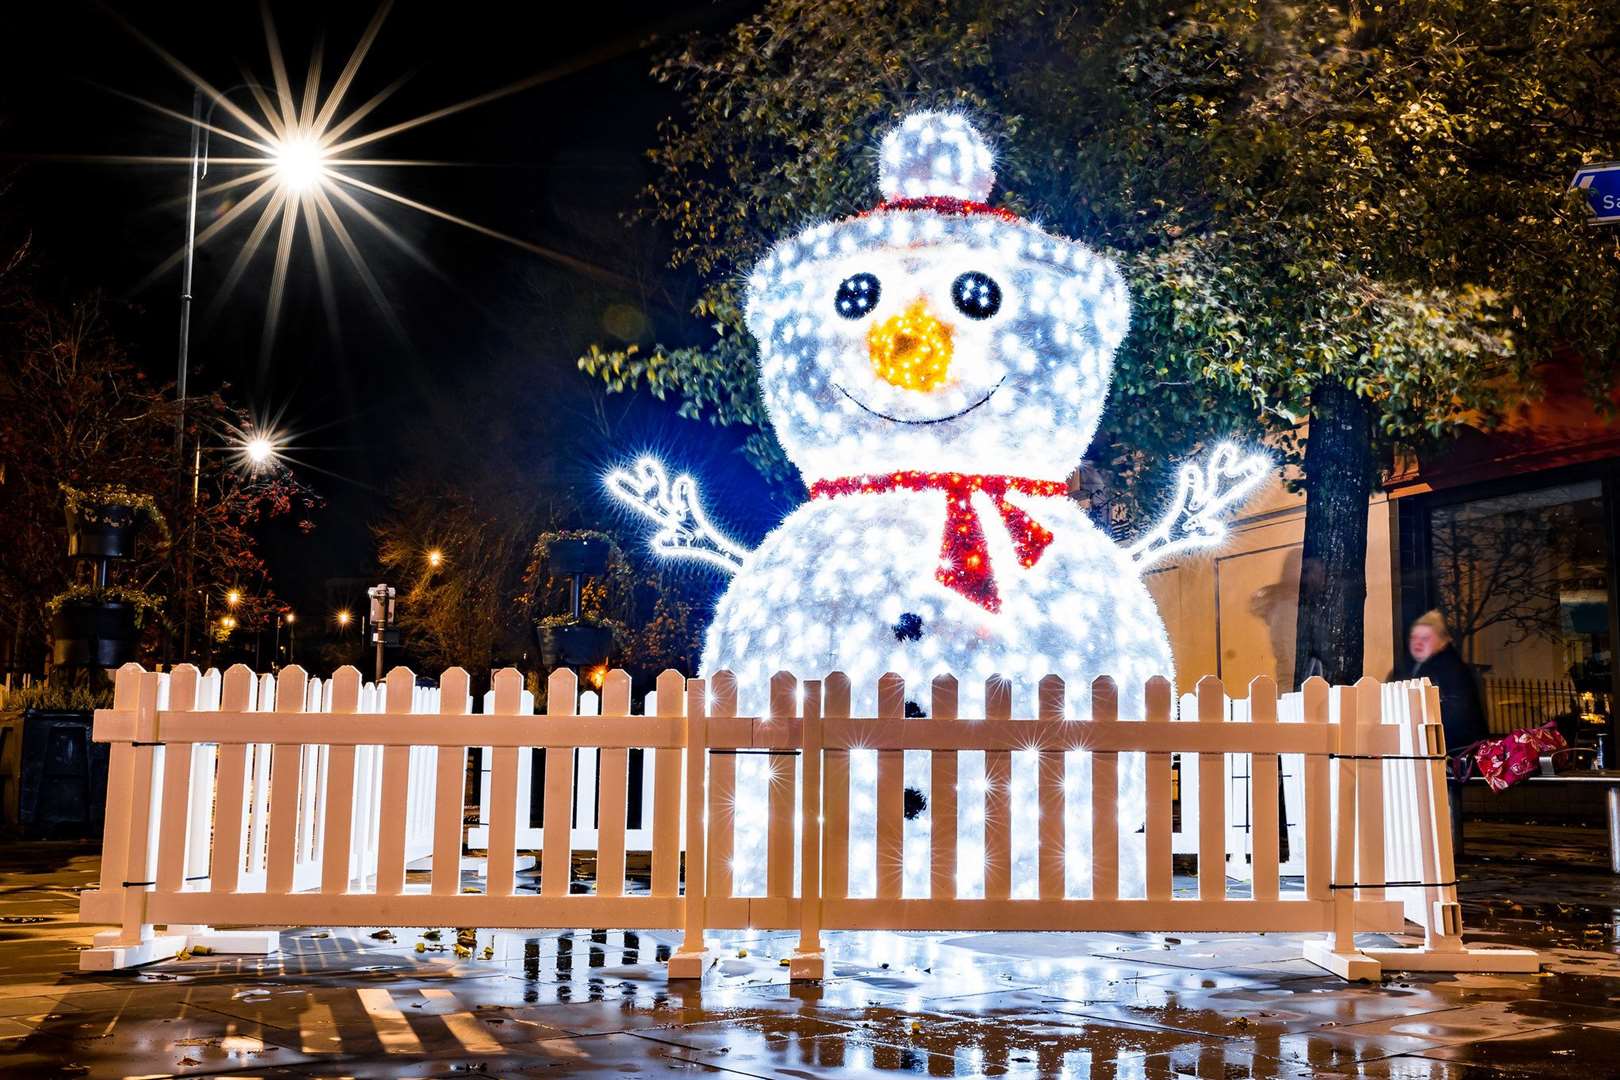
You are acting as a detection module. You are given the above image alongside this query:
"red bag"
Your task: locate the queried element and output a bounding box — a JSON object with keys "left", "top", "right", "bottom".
{"left": 1466, "top": 723, "right": 1568, "bottom": 793}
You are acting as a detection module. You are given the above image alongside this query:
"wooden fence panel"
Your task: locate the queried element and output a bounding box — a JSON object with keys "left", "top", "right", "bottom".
{"left": 1144, "top": 676, "right": 1174, "bottom": 902}
{"left": 1090, "top": 677, "right": 1119, "bottom": 901}
{"left": 929, "top": 675, "right": 958, "bottom": 902}
{"left": 266, "top": 667, "right": 309, "bottom": 894}
{"left": 595, "top": 669, "right": 632, "bottom": 898}
{"left": 876, "top": 673, "right": 905, "bottom": 901}
{"left": 542, "top": 669, "right": 577, "bottom": 898}
{"left": 484, "top": 669, "right": 524, "bottom": 897}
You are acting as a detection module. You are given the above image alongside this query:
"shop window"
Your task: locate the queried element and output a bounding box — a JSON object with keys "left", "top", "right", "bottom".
{"left": 1428, "top": 480, "right": 1612, "bottom": 739}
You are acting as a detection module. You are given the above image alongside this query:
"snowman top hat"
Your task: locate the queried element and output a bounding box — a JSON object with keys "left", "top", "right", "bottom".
{"left": 750, "top": 109, "right": 1111, "bottom": 278}
{"left": 872, "top": 110, "right": 1015, "bottom": 217}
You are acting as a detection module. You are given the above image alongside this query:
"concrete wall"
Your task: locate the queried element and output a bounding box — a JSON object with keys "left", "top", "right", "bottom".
{"left": 1145, "top": 475, "right": 1399, "bottom": 696}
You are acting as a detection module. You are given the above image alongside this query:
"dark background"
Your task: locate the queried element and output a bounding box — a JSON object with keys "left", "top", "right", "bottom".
{"left": 1, "top": 0, "right": 785, "bottom": 621}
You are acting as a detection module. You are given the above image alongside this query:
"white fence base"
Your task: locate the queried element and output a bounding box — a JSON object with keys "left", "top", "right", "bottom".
{"left": 81, "top": 925, "right": 280, "bottom": 971}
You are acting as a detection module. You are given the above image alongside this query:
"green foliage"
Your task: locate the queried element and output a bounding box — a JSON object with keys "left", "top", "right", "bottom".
{"left": 583, "top": 0, "right": 1619, "bottom": 511}
{"left": 0, "top": 680, "right": 112, "bottom": 715}
{"left": 60, "top": 483, "right": 172, "bottom": 544}
{"left": 46, "top": 584, "right": 166, "bottom": 627}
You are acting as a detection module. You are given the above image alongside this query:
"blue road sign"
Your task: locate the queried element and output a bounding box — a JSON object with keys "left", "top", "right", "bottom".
{"left": 1572, "top": 162, "right": 1620, "bottom": 225}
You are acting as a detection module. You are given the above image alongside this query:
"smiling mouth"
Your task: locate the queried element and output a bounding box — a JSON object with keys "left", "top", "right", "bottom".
{"left": 833, "top": 377, "right": 1006, "bottom": 426}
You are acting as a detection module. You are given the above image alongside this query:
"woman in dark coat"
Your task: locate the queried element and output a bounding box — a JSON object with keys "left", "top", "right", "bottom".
{"left": 1406, "top": 610, "right": 1488, "bottom": 856}
{"left": 1407, "top": 610, "right": 1490, "bottom": 752}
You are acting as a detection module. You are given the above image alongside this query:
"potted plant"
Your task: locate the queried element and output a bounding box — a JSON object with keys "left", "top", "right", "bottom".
{"left": 537, "top": 530, "right": 613, "bottom": 577}
{"left": 537, "top": 614, "right": 621, "bottom": 669}
{"left": 525, "top": 530, "right": 634, "bottom": 671}
{"left": 46, "top": 585, "right": 164, "bottom": 668}
{"left": 0, "top": 679, "right": 113, "bottom": 838}
{"left": 61, "top": 484, "right": 170, "bottom": 561}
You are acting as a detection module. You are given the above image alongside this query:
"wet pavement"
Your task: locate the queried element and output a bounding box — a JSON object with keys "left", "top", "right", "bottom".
{"left": 3, "top": 822, "right": 1620, "bottom": 1078}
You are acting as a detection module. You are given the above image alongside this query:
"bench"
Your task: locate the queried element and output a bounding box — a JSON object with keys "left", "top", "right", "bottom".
{"left": 1464, "top": 749, "right": 1620, "bottom": 873}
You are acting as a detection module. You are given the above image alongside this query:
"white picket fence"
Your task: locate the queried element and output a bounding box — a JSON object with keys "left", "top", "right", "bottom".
{"left": 78, "top": 662, "right": 1537, "bottom": 980}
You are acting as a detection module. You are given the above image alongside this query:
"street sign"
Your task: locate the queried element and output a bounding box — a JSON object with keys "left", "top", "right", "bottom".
{"left": 1572, "top": 162, "right": 1620, "bottom": 225}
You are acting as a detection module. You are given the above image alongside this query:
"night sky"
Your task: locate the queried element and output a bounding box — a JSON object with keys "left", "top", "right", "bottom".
{"left": 2, "top": 0, "right": 783, "bottom": 616}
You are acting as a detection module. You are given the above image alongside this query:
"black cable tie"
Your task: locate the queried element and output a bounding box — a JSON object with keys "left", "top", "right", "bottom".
{"left": 1329, "top": 879, "right": 1456, "bottom": 890}
{"left": 121, "top": 880, "right": 156, "bottom": 887}
{"left": 131, "top": 740, "right": 165, "bottom": 747}
{"left": 709, "top": 748, "right": 800, "bottom": 756}
{"left": 1328, "top": 753, "right": 1444, "bottom": 761}
{"left": 184, "top": 874, "right": 210, "bottom": 882}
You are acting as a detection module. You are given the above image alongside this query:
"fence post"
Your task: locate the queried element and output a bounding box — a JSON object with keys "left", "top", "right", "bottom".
{"left": 792, "top": 679, "right": 825, "bottom": 980}
{"left": 81, "top": 666, "right": 191, "bottom": 969}
{"left": 669, "top": 678, "right": 709, "bottom": 979}
{"left": 1303, "top": 686, "right": 1380, "bottom": 980}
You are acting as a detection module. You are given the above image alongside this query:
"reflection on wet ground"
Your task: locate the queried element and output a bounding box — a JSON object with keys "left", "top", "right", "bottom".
{"left": 2, "top": 822, "right": 1619, "bottom": 1077}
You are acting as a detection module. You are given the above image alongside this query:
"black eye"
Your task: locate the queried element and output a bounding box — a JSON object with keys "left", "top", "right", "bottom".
{"left": 835, "top": 272, "right": 881, "bottom": 320}
{"left": 951, "top": 271, "right": 1002, "bottom": 320}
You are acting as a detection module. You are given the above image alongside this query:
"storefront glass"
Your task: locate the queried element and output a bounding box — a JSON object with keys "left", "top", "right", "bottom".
{"left": 1426, "top": 479, "right": 1613, "bottom": 741}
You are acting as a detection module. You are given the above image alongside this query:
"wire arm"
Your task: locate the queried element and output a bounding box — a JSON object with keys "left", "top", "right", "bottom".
{"left": 603, "top": 456, "right": 748, "bottom": 574}
{"left": 1127, "top": 443, "right": 1272, "bottom": 571}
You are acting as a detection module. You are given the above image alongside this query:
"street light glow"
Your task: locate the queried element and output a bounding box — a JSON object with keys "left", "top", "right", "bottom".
{"left": 336, "top": 609, "right": 352, "bottom": 627}
{"left": 427, "top": 548, "right": 444, "bottom": 569}
{"left": 271, "top": 134, "right": 327, "bottom": 191}
{"left": 221, "top": 615, "right": 237, "bottom": 630}
{"left": 226, "top": 589, "right": 242, "bottom": 607}
{"left": 284, "top": 612, "right": 296, "bottom": 625}
{"left": 244, "top": 435, "right": 277, "bottom": 466}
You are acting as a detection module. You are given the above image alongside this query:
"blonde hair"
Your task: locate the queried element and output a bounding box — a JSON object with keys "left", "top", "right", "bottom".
{"left": 1411, "top": 609, "right": 1450, "bottom": 643}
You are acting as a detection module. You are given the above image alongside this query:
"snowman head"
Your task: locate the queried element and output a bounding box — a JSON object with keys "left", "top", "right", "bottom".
{"left": 744, "top": 110, "right": 1130, "bottom": 485}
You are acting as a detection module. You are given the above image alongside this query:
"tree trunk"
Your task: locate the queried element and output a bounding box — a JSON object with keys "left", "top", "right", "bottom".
{"left": 1292, "top": 382, "right": 1376, "bottom": 689}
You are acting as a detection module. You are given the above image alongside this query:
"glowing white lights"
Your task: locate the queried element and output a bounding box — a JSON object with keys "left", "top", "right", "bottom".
{"left": 606, "top": 110, "right": 1271, "bottom": 899}
{"left": 878, "top": 111, "right": 995, "bottom": 203}
{"left": 242, "top": 434, "right": 278, "bottom": 469}
{"left": 271, "top": 134, "right": 328, "bottom": 191}
{"left": 604, "top": 456, "right": 747, "bottom": 573}
{"left": 1128, "top": 442, "right": 1272, "bottom": 570}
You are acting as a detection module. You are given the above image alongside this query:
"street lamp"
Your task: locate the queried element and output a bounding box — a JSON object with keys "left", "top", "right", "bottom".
{"left": 226, "top": 589, "right": 241, "bottom": 608}
{"left": 427, "top": 548, "right": 444, "bottom": 570}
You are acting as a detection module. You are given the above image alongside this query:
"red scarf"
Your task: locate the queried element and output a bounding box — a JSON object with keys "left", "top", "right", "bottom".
{"left": 808, "top": 471, "right": 1069, "bottom": 613}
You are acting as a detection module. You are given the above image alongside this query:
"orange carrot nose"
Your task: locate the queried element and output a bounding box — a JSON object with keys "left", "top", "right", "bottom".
{"left": 867, "top": 299, "right": 953, "bottom": 391}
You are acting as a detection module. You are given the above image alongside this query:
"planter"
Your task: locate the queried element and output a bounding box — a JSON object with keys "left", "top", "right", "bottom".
{"left": 50, "top": 599, "right": 137, "bottom": 668}
{"left": 65, "top": 502, "right": 139, "bottom": 561}
{"left": 546, "top": 537, "right": 612, "bottom": 578}
{"left": 538, "top": 623, "right": 614, "bottom": 669}
{"left": 13, "top": 709, "right": 108, "bottom": 839}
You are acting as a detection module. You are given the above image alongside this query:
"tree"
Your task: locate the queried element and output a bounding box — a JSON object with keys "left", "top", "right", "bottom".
{"left": 582, "top": 0, "right": 1620, "bottom": 686}
{"left": 375, "top": 484, "right": 532, "bottom": 679}
{"left": 0, "top": 285, "right": 318, "bottom": 671}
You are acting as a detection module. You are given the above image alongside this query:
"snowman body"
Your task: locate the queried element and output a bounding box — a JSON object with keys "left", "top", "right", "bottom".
{"left": 692, "top": 111, "right": 1170, "bottom": 895}
{"left": 704, "top": 492, "right": 1171, "bottom": 717}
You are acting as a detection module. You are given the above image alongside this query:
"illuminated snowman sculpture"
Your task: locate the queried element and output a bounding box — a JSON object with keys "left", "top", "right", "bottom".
{"left": 609, "top": 110, "right": 1266, "bottom": 896}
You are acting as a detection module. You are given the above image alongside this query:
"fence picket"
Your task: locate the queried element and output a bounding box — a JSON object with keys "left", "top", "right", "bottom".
{"left": 651, "top": 670, "right": 685, "bottom": 898}
{"left": 1037, "top": 675, "right": 1066, "bottom": 900}
{"left": 1196, "top": 676, "right": 1227, "bottom": 900}
{"left": 156, "top": 666, "right": 200, "bottom": 894}
{"left": 984, "top": 676, "right": 1012, "bottom": 902}
{"left": 823, "top": 673, "right": 852, "bottom": 903}
{"left": 1355, "top": 677, "right": 1387, "bottom": 904}
{"left": 1249, "top": 677, "right": 1281, "bottom": 902}
{"left": 321, "top": 668, "right": 362, "bottom": 894}
{"left": 485, "top": 669, "right": 524, "bottom": 896}
{"left": 704, "top": 670, "right": 737, "bottom": 904}
{"left": 431, "top": 669, "right": 471, "bottom": 896}
{"left": 1144, "top": 676, "right": 1173, "bottom": 902}
{"left": 375, "top": 668, "right": 416, "bottom": 895}
{"left": 266, "top": 667, "right": 309, "bottom": 894}
{"left": 595, "top": 669, "right": 632, "bottom": 897}
{"left": 211, "top": 666, "right": 256, "bottom": 892}
{"left": 1302, "top": 677, "right": 1332, "bottom": 903}
{"left": 1090, "top": 677, "right": 1119, "bottom": 901}
{"left": 767, "top": 671, "right": 798, "bottom": 902}
{"left": 876, "top": 672, "right": 905, "bottom": 901}
{"left": 543, "top": 669, "right": 577, "bottom": 897}
{"left": 929, "top": 675, "right": 958, "bottom": 901}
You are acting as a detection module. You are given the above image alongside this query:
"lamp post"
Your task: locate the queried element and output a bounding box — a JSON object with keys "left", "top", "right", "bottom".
{"left": 174, "top": 82, "right": 324, "bottom": 659}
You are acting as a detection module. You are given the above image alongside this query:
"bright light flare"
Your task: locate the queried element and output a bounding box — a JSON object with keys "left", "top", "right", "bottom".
{"left": 226, "top": 589, "right": 242, "bottom": 607}
{"left": 336, "top": 609, "right": 352, "bottom": 627}
{"left": 426, "top": 548, "right": 444, "bottom": 569}
{"left": 243, "top": 434, "right": 279, "bottom": 467}
{"left": 271, "top": 133, "right": 327, "bottom": 191}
